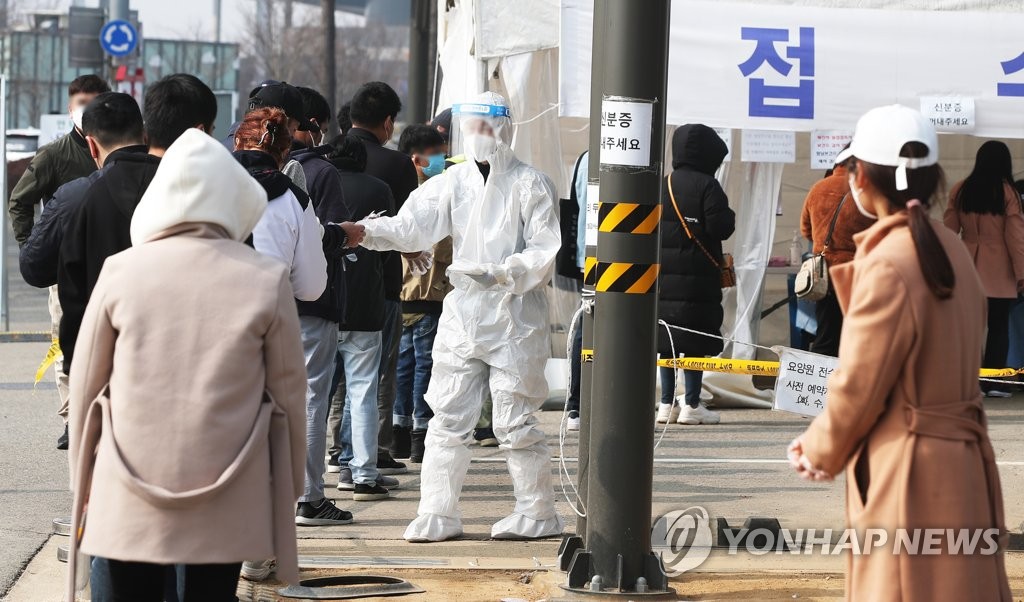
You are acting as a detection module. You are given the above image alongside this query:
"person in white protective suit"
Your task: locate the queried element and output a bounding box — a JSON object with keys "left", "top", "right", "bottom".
{"left": 358, "top": 91, "right": 565, "bottom": 542}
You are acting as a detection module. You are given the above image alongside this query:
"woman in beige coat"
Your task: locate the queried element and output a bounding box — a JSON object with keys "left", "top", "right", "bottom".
{"left": 67, "top": 129, "right": 308, "bottom": 601}
{"left": 788, "top": 106, "right": 1011, "bottom": 601}
{"left": 944, "top": 140, "right": 1024, "bottom": 396}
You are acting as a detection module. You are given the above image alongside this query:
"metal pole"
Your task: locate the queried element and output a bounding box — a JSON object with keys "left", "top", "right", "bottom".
{"left": 213, "top": 0, "right": 222, "bottom": 44}
{"left": 109, "top": 0, "right": 128, "bottom": 23}
{"left": 322, "top": 0, "right": 337, "bottom": 137}
{"left": 577, "top": 0, "right": 607, "bottom": 545}
{"left": 407, "top": 0, "right": 430, "bottom": 124}
{"left": 1, "top": 75, "right": 9, "bottom": 332}
{"left": 564, "top": 0, "right": 672, "bottom": 595}
{"left": 556, "top": 0, "right": 605, "bottom": 572}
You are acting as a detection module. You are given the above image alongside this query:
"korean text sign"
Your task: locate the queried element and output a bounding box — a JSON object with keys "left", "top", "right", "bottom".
{"left": 774, "top": 348, "right": 839, "bottom": 418}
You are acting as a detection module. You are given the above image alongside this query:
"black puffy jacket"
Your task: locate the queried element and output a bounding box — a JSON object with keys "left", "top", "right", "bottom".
{"left": 19, "top": 167, "right": 106, "bottom": 288}
{"left": 292, "top": 145, "right": 352, "bottom": 323}
{"left": 657, "top": 124, "right": 736, "bottom": 358}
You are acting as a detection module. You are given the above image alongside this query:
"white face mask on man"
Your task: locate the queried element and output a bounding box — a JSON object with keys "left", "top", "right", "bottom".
{"left": 71, "top": 106, "right": 85, "bottom": 131}
{"left": 464, "top": 134, "right": 497, "bottom": 163}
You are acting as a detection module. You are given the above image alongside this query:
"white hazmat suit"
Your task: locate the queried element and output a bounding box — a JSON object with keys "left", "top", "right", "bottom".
{"left": 359, "top": 92, "right": 564, "bottom": 542}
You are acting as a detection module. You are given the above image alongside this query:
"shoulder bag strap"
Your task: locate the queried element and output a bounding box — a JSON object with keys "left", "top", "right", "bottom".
{"left": 822, "top": 194, "right": 848, "bottom": 251}
{"left": 569, "top": 152, "right": 586, "bottom": 205}
{"left": 666, "top": 174, "right": 720, "bottom": 269}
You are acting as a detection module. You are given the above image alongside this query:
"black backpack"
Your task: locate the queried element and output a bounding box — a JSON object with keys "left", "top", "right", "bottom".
{"left": 556, "top": 152, "right": 587, "bottom": 281}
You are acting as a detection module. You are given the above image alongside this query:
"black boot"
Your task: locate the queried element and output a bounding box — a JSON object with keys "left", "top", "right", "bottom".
{"left": 410, "top": 429, "right": 427, "bottom": 463}
{"left": 57, "top": 425, "right": 69, "bottom": 451}
{"left": 391, "top": 425, "right": 412, "bottom": 460}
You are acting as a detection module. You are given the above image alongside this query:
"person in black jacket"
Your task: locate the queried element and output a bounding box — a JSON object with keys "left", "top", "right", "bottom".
{"left": 657, "top": 124, "right": 736, "bottom": 426}
{"left": 13, "top": 75, "right": 110, "bottom": 450}
{"left": 324, "top": 134, "right": 398, "bottom": 501}
{"left": 348, "top": 81, "right": 418, "bottom": 474}
{"left": 58, "top": 74, "right": 218, "bottom": 376}
{"left": 8, "top": 74, "right": 110, "bottom": 246}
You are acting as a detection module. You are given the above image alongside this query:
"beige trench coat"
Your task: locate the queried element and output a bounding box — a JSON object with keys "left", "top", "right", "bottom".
{"left": 67, "top": 224, "right": 307, "bottom": 598}
{"left": 801, "top": 214, "right": 1011, "bottom": 602}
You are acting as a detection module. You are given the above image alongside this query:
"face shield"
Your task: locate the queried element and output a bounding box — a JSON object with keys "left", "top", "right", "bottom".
{"left": 451, "top": 97, "right": 512, "bottom": 163}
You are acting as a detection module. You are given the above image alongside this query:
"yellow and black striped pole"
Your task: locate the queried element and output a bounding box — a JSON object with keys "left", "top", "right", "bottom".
{"left": 561, "top": 0, "right": 673, "bottom": 595}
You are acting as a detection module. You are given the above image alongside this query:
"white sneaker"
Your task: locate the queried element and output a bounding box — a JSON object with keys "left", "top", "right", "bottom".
{"left": 677, "top": 404, "right": 720, "bottom": 425}
{"left": 985, "top": 390, "right": 1012, "bottom": 398}
{"left": 240, "top": 558, "right": 276, "bottom": 582}
{"left": 656, "top": 403, "right": 680, "bottom": 424}
{"left": 567, "top": 410, "right": 580, "bottom": 431}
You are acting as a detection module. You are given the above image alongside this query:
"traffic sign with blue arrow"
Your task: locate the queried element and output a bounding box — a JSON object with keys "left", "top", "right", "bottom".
{"left": 99, "top": 20, "right": 138, "bottom": 57}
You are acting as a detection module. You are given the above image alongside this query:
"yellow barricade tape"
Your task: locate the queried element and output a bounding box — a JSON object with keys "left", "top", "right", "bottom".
{"left": 34, "top": 338, "right": 62, "bottom": 385}
{"left": 657, "top": 356, "right": 780, "bottom": 376}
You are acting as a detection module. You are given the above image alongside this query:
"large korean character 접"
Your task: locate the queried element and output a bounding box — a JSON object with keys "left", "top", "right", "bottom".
{"left": 737, "top": 26, "right": 815, "bottom": 119}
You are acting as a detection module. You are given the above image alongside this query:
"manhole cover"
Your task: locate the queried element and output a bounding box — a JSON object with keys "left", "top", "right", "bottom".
{"left": 278, "top": 574, "right": 424, "bottom": 600}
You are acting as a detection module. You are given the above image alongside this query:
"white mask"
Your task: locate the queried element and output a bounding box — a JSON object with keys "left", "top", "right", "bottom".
{"left": 464, "top": 134, "right": 497, "bottom": 162}
{"left": 848, "top": 175, "right": 878, "bottom": 220}
{"left": 71, "top": 106, "right": 85, "bottom": 131}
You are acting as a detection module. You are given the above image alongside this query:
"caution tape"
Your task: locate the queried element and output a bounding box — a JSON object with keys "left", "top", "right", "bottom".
{"left": 598, "top": 202, "right": 661, "bottom": 235}
{"left": 657, "top": 356, "right": 780, "bottom": 376}
{"left": 595, "top": 261, "right": 660, "bottom": 294}
{"left": 584, "top": 350, "right": 1022, "bottom": 379}
{"left": 34, "top": 338, "right": 62, "bottom": 385}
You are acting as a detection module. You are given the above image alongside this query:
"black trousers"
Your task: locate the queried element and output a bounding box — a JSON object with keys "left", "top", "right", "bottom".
{"left": 810, "top": 289, "right": 843, "bottom": 358}
{"left": 984, "top": 297, "right": 1013, "bottom": 391}
{"left": 104, "top": 559, "right": 241, "bottom": 602}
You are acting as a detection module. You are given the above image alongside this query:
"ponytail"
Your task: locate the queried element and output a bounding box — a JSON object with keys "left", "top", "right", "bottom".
{"left": 854, "top": 141, "right": 954, "bottom": 300}
{"left": 906, "top": 201, "right": 955, "bottom": 299}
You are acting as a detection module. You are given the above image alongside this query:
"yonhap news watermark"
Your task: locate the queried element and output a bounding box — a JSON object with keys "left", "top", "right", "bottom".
{"left": 653, "top": 506, "right": 1003, "bottom": 576}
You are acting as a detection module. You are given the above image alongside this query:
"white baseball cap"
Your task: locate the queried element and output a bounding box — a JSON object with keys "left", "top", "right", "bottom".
{"left": 834, "top": 105, "right": 939, "bottom": 191}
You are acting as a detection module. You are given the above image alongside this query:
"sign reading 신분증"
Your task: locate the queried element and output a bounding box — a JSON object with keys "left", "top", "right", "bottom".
{"left": 599, "top": 99, "right": 654, "bottom": 168}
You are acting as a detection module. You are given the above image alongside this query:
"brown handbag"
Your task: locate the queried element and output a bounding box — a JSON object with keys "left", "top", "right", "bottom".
{"left": 666, "top": 175, "right": 736, "bottom": 288}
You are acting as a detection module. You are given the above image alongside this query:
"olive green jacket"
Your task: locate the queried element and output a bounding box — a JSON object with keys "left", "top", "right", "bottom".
{"left": 9, "top": 129, "right": 96, "bottom": 245}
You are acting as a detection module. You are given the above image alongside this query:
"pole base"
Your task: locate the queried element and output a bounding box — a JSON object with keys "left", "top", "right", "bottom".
{"left": 562, "top": 549, "right": 672, "bottom": 595}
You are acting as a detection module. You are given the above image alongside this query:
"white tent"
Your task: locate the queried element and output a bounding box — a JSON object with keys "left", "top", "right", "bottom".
{"left": 434, "top": 0, "right": 1024, "bottom": 406}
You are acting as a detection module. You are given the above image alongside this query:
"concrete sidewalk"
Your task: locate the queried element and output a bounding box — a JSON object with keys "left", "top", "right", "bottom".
{"left": 5, "top": 398, "right": 1024, "bottom": 600}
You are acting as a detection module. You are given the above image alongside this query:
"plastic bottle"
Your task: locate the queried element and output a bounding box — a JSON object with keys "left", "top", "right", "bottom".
{"left": 789, "top": 231, "right": 803, "bottom": 266}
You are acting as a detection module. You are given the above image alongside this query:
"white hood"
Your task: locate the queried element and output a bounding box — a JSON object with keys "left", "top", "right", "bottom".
{"left": 130, "top": 129, "right": 268, "bottom": 245}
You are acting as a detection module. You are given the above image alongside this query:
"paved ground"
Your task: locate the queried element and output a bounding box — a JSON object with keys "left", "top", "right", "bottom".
{"left": 4, "top": 228, "right": 1024, "bottom": 600}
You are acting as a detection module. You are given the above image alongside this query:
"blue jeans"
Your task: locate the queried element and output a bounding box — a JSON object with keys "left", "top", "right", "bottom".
{"left": 394, "top": 314, "right": 439, "bottom": 431}
{"left": 659, "top": 366, "right": 703, "bottom": 408}
{"left": 299, "top": 316, "right": 339, "bottom": 503}
{"left": 337, "top": 330, "right": 383, "bottom": 485}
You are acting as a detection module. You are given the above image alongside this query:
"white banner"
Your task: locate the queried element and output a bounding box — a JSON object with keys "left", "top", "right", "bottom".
{"left": 560, "top": 0, "right": 1024, "bottom": 138}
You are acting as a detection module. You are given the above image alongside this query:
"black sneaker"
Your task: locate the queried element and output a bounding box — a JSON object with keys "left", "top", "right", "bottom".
{"left": 295, "top": 499, "right": 354, "bottom": 526}
{"left": 57, "top": 425, "right": 69, "bottom": 451}
{"left": 353, "top": 483, "right": 390, "bottom": 501}
{"left": 391, "top": 426, "right": 412, "bottom": 460}
{"left": 326, "top": 455, "right": 341, "bottom": 474}
{"left": 474, "top": 427, "right": 499, "bottom": 447}
{"left": 377, "top": 452, "right": 408, "bottom": 475}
